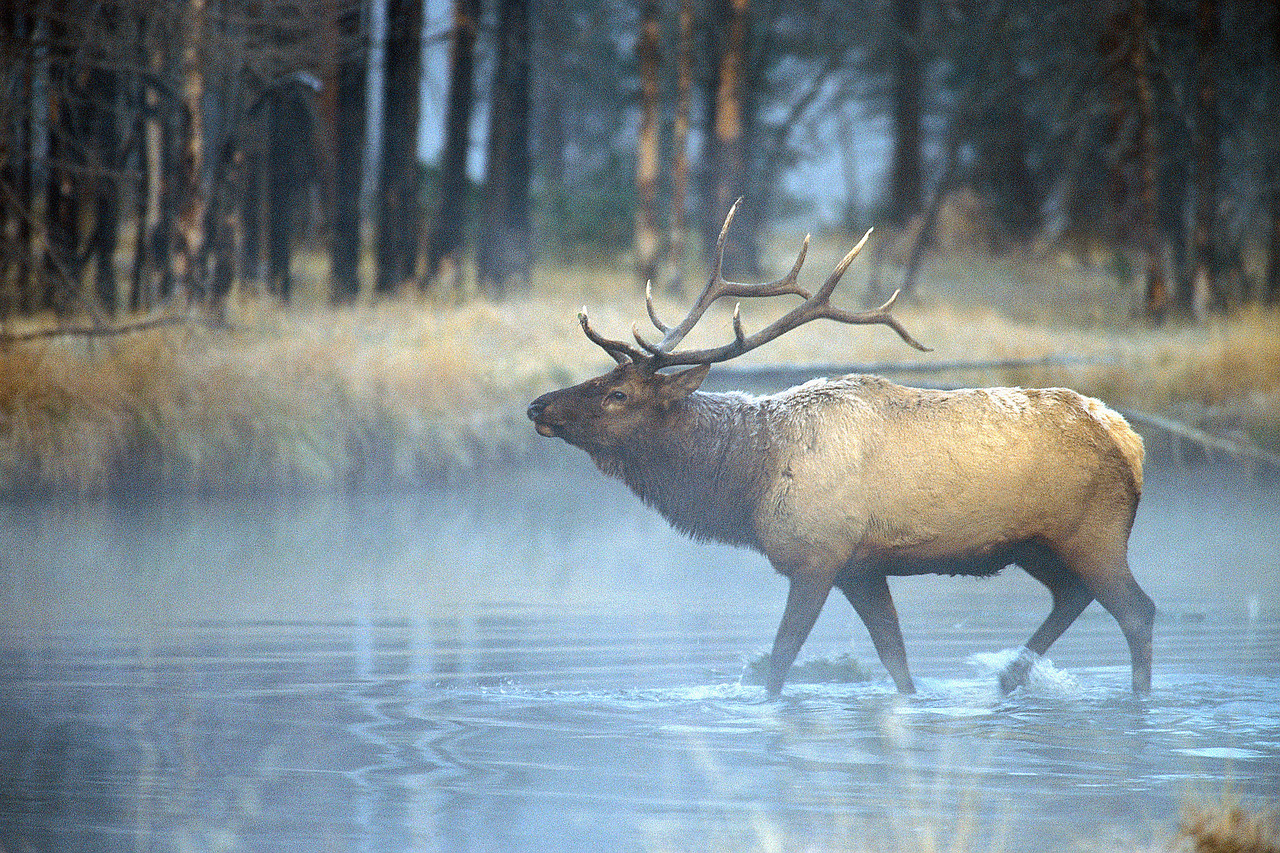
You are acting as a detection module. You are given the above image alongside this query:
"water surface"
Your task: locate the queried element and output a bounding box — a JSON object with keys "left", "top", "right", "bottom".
{"left": 1, "top": 450, "right": 1277, "bottom": 852}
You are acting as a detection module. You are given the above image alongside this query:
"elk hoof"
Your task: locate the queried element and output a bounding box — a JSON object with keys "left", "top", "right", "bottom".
{"left": 998, "top": 648, "right": 1039, "bottom": 694}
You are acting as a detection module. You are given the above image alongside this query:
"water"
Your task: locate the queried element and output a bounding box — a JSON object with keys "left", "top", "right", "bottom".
{"left": 1, "top": 451, "right": 1278, "bottom": 852}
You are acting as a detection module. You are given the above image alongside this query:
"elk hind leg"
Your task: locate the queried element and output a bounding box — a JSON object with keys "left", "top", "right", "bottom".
{"left": 1090, "top": 567, "right": 1155, "bottom": 694}
{"left": 1064, "top": 544, "right": 1155, "bottom": 694}
{"left": 1001, "top": 546, "right": 1095, "bottom": 693}
{"left": 837, "top": 571, "right": 916, "bottom": 694}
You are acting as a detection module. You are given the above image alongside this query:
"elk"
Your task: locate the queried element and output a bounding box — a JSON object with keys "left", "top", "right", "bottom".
{"left": 527, "top": 200, "right": 1154, "bottom": 697}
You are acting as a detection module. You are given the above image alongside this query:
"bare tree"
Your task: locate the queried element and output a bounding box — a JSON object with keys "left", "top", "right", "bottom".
{"left": 704, "top": 0, "right": 752, "bottom": 273}
{"left": 173, "top": 0, "right": 209, "bottom": 303}
{"left": 1267, "top": 4, "right": 1280, "bottom": 306}
{"left": 377, "top": 0, "right": 424, "bottom": 295}
{"left": 1187, "top": 0, "right": 1219, "bottom": 320}
{"left": 634, "top": 0, "right": 662, "bottom": 286}
{"left": 426, "top": 0, "right": 480, "bottom": 294}
{"left": 0, "top": 1, "right": 35, "bottom": 318}
{"left": 666, "top": 0, "right": 693, "bottom": 294}
{"left": 886, "top": 0, "right": 923, "bottom": 229}
{"left": 477, "top": 0, "right": 532, "bottom": 297}
{"left": 1128, "top": 0, "right": 1167, "bottom": 321}
{"left": 331, "top": 0, "right": 369, "bottom": 303}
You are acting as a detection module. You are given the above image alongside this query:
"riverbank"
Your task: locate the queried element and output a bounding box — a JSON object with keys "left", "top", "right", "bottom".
{"left": 2, "top": 258, "right": 1278, "bottom": 498}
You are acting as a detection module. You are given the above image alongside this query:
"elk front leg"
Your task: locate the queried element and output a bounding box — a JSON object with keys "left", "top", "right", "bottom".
{"left": 838, "top": 572, "right": 916, "bottom": 694}
{"left": 767, "top": 572, "right": 834, "bottom": 698}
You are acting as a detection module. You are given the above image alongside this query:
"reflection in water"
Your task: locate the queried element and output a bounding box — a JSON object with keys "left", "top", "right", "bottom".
{"left": 2, "top": 618, "right": 1278, "bottom": 853}
{"left": 1, "top": 452, "right": 1278, "bottom": 852}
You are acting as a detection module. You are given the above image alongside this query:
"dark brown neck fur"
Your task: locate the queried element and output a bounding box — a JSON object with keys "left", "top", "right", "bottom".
{"left": 590, "top": 391, "right": 770, "bottom": 550}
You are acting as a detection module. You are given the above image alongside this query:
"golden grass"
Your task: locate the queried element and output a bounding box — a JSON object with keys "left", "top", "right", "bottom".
{"left": 1, "top": 244, "right": 1277, "bottom": 496}
{"left": 0, "top": 297, "right": 564, "bottom": 495}
{"left": 1179, "top": 793, "right": 1280, "bottom": 853}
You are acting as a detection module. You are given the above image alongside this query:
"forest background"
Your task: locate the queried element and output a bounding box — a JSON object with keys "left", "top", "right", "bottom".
{"left": 0, "top": 0, "right": 1278, "bottom": 496}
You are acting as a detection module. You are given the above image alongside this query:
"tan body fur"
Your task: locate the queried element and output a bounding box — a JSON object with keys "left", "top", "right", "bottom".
{"left": 755, "top": 377, "right": 1142, "bottom": 571}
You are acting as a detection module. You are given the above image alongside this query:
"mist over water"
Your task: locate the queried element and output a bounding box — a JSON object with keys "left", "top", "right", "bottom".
{"left": 1, "top": 443, "right": 1277, "bottom": 852}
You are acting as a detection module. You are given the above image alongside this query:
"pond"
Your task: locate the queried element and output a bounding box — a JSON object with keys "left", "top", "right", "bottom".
{"left": 1, "top": 442, "right": 1277, "bottom": 852}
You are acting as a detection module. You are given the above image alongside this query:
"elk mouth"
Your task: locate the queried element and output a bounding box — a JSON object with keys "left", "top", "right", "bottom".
{"left": 527, "top": 400, "right": 561, "bottom": 438}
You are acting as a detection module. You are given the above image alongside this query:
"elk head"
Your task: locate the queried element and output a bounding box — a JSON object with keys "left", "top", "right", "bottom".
{"left": 527, "top": 199, "right": 930, "bottom": 453}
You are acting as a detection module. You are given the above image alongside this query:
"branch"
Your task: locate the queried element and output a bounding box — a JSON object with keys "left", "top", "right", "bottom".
{"left": 0, "top": 314, "right": 228, "bottom": 344}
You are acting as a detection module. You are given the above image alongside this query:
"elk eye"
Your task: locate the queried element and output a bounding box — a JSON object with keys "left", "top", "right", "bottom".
{"left": 606, "top": 390, "right": 628, "bottom": 403}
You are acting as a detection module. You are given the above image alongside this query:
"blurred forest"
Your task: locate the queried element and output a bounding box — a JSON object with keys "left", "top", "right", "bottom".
{"left": 1, "top": 0, "right": 1279, "bottom": 327}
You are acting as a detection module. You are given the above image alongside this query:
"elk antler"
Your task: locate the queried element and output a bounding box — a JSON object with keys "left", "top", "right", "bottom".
{"left": 579, "top": 198, "right": 930, "bottom": 369}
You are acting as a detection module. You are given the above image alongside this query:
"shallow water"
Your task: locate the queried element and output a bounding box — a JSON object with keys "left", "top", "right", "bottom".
{"left": 1, "top": 451, "right": 1278, "bottom": 852}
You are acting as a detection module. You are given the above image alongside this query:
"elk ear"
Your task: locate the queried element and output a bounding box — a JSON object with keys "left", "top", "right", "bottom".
{"left": 658, "top": 363, "right": 711, "bottom": 405}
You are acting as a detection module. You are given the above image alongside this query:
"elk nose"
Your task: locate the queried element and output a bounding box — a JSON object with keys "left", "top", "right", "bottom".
{"left": 527, "top": 400, "right": 545, "bottom": 422}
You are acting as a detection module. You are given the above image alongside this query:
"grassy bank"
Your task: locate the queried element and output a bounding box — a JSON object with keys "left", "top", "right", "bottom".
{"left": 2, "top": 250, "right": 1278, "bottom": 497}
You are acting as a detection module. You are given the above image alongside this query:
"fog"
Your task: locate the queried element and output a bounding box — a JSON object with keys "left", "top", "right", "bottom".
{"left": 1, "top": 431, "right": 1277, "bottom": 852}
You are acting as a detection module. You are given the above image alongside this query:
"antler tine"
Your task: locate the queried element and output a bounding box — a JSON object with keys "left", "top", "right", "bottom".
{"left": 814, "top": 289, "right": 931, "bottom": 352}
{"left": 731, "top": 303, "right": 746, "bottom": 345}
{"left": 649, "top": 198, "right": 744, "bottom": 354}
{"left": 578, "top": 309, "right": 647, "bottom": 365}
{"left": 632, "top": 322, "right": 663, "bottom": 355}
{"left": 814, "top": 227, "right": 874, "bottom": 302}
{"left": 648, "top": 224, "right": 930, "bottom": 366}
{"left": 801, "top": 229, "right": 930, "bottom": 352}
{"left": 653, "top": 199, "right": 812, "bottom": 354}
{"left": 709, "top": 196, "right": 741, "bottom": 284}
{"left": 575, "top": 204, "right": 928, "bottom": 369}
{"left": 644, "top": 281, "right": 671, "bottom": 335}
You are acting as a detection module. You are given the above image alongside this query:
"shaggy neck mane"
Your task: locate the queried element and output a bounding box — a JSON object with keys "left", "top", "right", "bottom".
{"left": 590, "top": 391, "right": 768, "bottom": 550}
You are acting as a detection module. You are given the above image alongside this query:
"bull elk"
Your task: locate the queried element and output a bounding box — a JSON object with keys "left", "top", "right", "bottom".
{"left": 527, "top": 200, "right": 1154, "bottom": 697}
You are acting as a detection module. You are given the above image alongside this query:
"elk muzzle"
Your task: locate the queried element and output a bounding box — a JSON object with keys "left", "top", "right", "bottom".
{"left": 527, "top": 398, "right": 553, "bottom": 437}
{"left": 528, "top": 394, "right": 572, "bottom": 439}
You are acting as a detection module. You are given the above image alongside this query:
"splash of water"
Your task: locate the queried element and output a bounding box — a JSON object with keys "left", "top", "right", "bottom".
{"left": 967, "top": 647, "right": 1083, "bottom": 698}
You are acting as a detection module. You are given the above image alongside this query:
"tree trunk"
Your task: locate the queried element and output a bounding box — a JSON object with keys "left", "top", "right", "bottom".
{"left": 707, "top": 0, "right": 752, "bottom": 275}
{"left": 241, "top": 139, "right": 265, "bottom": 288}
{"left": 0, "top": 0, "right": 14, "bottom": 320}
{"left": 43, "top": 13, "right": 78, "bottom": 316}
{"left": 88, "top": 62, "right": 121, "bottom": 315}
{"left": 1129, "top": 0, "right": 1167, "bottom": 321}
{"left": 157, "top": 79, "right": 178, "bottom": 303}
{"left": 477, "top": 0, "right": 532, "bottom": 298}
{"left": 0, "top": 1, "right": 35, "bottom": 317}
{"left": 667, "top": 0, "right": 693, "bottom": 295}
{"left": 1187, "top": 0, "right": 1219, "bottom": 319}
{"left": 266, "top": 95, "right": 293, "bottom": 301}
{"left": 376, "top": 0, "right": 424, "bottom": 295}
{"left": 426, "top": 0, "right": 479, "bottom": 294}
{"left": 132, "top": 67, "right": 161, "bottom": 311}
{"left": 174, "top": 0, "right": 207, "bottom": 303}
{"left": 331, "top": 0, "right": 368, "bottom": 303}
{"left": 1268, "top": 153, "right": 1280, "bottom": 306}
{"left": 887, "top": 0, "right": 923, "bottom": 229}
{"left": 974, "top": 35, "right": 1038, "bottom": 245}
{"left": 1267, "top": 7, "right": 1280, "bottom": 307}
{"left": 634, "top": 0, "right": 662, "bottom": 286}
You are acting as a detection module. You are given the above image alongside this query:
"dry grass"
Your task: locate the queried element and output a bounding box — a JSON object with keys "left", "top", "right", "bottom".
{"left": 0, "top": 297, "right": 562, "bottom": 495}
{"left": 1178, "top": 794, "right": 1280, "bottom": 853}
{"left": 1, "top": 242, "right": 1278, "bottom": 496}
